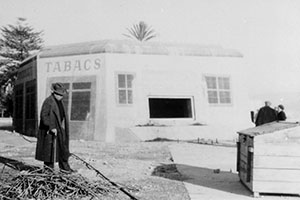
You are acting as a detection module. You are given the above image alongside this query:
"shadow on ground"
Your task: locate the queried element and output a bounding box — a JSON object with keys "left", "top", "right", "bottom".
{"left": 152, "top": 163, "right": 187, "bottom": 181}
{"left": 0, "top": 125, "right": 13, "bottom": 131}
{"left": 152, "top": 163, "right": 252, "bottom": 197}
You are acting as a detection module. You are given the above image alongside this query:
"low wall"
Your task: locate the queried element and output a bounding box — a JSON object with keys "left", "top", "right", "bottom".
{"left": 115, "top": 124, "right": 245, "bottom": 143}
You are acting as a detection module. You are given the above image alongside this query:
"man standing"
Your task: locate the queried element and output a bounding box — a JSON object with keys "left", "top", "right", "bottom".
{"left": 255, "top": 101, "right": 277, "bottom": 126}
{"left": 35, "top": 83, "right": 75, "bottom": 173}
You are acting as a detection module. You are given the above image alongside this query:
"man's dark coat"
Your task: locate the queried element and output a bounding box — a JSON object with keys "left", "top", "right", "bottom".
{"left": 35, "top": 94, "right": 70, "bottom": 162}
{"left": 255, "top": 106, "right": 277, "bottom": 126}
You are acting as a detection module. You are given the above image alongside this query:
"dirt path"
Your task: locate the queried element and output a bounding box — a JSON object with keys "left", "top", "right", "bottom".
{"left": 0, "top": 130, "right": 189, "bottom": 200}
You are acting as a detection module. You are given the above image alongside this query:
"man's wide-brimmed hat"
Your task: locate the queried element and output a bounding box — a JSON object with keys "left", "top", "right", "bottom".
{"left": 51, "top": 83, "right": 67, "bottom": 96}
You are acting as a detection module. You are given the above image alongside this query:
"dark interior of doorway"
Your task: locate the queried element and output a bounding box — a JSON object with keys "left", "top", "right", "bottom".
{"left": 148, "top": 98, "right": 192, "bottom": 118}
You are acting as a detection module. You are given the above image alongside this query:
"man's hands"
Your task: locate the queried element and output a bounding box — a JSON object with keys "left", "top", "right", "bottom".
{"left": 51, "top": 128, "right": 57, "bottom": 136}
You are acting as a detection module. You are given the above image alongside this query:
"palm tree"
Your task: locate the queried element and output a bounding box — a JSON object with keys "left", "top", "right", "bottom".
{"left": 123, "top": 21, "right": 156, "bottom": 42}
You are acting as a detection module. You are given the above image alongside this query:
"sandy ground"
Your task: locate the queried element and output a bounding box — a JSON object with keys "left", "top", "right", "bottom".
{"left": 0, "top": 118, "right": 300, "bottom": 200}
{"left": 0, "top": 124, "right": 189, "bottom": 200}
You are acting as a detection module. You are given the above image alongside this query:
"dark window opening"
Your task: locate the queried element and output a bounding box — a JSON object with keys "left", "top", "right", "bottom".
{"left": 25, "top": 80, "right": 36, "bottom": 119}
{"left": 149, "top": 98, "right": 193, "bottom": 118}
{"left": 15, "top": 84, "right": 24, "bottom": 120}
{"left": 71, "top": 91, "right": 91, "bottom": 120}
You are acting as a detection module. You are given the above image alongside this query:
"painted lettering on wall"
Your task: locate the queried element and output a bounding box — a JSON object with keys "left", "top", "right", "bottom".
{"left": 45, "top": 58, "right": 101, "bottom": 73}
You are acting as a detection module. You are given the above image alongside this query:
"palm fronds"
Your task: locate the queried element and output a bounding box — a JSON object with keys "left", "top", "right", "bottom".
{"left": 123, "top": 21, "right": 156, "bottom": 42}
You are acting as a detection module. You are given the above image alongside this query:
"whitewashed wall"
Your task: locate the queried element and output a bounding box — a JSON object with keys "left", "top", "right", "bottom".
{"left": 105, "top": 53, "right": 253, "bottom": 141}
{"left": 36, "top": 52, "right": 253, "bottom": 142}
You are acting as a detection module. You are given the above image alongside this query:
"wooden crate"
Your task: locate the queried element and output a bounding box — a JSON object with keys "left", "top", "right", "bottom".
{"left": 237, "top": 122, "right": 300, "bottom": 197}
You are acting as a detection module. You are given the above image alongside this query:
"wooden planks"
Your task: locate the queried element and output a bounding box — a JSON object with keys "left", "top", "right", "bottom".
{"left": 254, "top": 155, "right": 300, "bottom": 169}
{"left": 253, "top": 181, "right": 300, "bottom": 195}
{"left": 253, "top": 168, "right": 300, "bottom": 182}
{"left": 255, "top": 143, "right": 300, "bottom": 157}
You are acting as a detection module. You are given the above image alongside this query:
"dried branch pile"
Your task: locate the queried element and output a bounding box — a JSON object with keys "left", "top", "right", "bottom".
{"left": 0, "top": 168, "right": 119, "bottom": 200}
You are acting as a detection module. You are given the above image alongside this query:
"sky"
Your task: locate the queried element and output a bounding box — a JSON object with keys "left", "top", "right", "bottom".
{"left": 1, "top": 0, "right": 300, "bottom": 115}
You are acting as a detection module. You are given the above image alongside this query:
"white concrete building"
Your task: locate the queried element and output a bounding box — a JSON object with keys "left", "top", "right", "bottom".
{"left": 14, "top": 40, "right": 253, "bottom": 142}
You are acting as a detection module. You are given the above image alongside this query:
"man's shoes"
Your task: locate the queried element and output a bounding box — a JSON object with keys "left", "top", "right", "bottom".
{"left": 60, "top": 168, "right": 77, "bottom": 174}
{"left": 69, "top": 168, "right": 77, "bottom": 173}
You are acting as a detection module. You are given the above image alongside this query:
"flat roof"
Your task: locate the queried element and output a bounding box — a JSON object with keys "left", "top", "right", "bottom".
{"left": 237, "top": 121, "right": 299, "bottom": 137}
{"left": 39, "top": 39, "right": 243, "bottom": 58}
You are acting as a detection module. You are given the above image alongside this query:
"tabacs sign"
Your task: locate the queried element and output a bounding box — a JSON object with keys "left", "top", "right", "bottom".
{"left": 45, "top": 58, "right": 102, "bottom": 73}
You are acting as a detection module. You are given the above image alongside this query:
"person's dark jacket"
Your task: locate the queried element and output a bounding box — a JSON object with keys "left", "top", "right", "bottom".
{"left": 277, "top": 111, "right": 287, "bottom": 121}
{"left": 255, "top": 106, "right": 277, "bottom": 126}
{"left": 35, "top": 94, "right": 70, "bottom": 162}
